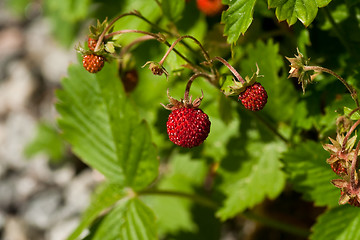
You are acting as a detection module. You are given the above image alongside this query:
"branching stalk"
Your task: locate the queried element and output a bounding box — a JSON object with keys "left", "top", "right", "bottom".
{"left": 184, "top": 73, "right": 212, "bottom": 102}
{"left": 159, "top": 35, "right": 211, "bottom": 65}
{"left": 303, "top": 65, "right": 359, "bottom": 108}
{"left": 213, "top": 56, "right": 245, "bottom": 84}
{"left": 341, "top": 119, "right": 360, "bottom": 151}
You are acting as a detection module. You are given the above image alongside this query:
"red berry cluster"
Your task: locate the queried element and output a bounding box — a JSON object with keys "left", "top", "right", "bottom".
{"left": 167, "top": 107, "right": 211, "bottom": 148}
{"left": 238, "top": 82, "right": 268, "bottom": 111}
{"left": 82, "top": 54, "right": 105, "bottom": 74}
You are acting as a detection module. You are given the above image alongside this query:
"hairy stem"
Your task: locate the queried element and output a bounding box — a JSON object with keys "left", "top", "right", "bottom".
{"left": 184, "top": 73, "right": 212, "bottom": 102}
{"left": 341, "top": 119, "right": 360, "bottom": 152}
{"left": 94, "top": 12, "right": 136, "bottom": 52}
{"left": 104, "top": 29, "right": 159, "bottom": 39}
{"left": 347, "top": 107, "right": 360, "bottom": 118}
{"left": 303, "top": 66, "right": 359, "bottom": 108}
{"left": 119, "top": 35, "right": 156, "bottom": 58}
{"left": 351, "top": 140, "right": 360, "bottom": 191}
{"left": 159, "top": 35, "right": 211, "bottom": 65}
{"left": 213, "top": 56, "right": 245, "bottom": 84}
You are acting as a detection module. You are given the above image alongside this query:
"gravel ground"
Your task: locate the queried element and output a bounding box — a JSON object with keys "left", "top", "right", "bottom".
{"left": 0, "top": 3, "right": 99, "bottom": 240}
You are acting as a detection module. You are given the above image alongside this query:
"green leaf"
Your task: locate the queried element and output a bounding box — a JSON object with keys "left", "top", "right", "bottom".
{"left": 67, "top": 183, "right": 125, "bottom": 240}
{"left": 143, "top": 153, "right": 208, "bottom": 236}
{"left": 24, "top": 122, "right": 66, "bottom": 162}
{"left": 268, "top": 0, "right": 333, "bottom": 26}
{"left": 56, "top": 62, "right": 158, "bottom": 189}
{"left": 161, "top": 0, "right": 185, "bottom": 22}
{"left": 344, "top": 107, "right": 360, "bottom": 120}
{"left": 311, "top": 206, "right": 360, "bottom": 240}
{"left": 222, "top": 0, "right": 257, "bottom": 43}
{"left": 90, "top": 198, "right": 157, "bottom": 240}
{"left": 282, "top": 141, "right": 339, "bottom": 207}
{"left": 216, "top": 117, "right": 286, "bottom": 220}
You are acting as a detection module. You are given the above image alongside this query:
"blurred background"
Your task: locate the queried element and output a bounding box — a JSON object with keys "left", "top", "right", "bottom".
{"left": 0, "top": 0, "right": 101, "bottom": 239}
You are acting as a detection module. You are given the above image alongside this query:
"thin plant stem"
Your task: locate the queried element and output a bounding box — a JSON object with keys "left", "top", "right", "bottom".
{"left": 342, "top": 119, "right": 360, "bottom": 151}
{"left": 348, "top": 107, "right": 360, "bottom": 118}
{"left": 350, "top": 140, "right": 360, "bottom": 191}
{"left": 139, "top": 189, "right": 310, "bottom": 238}
{"left": 213, "top": 56, "right": 245, "bottom": 84}
{"left": 94, "top": 12, "right": 136, "bottom": 52}
{"left": 104, "top": 29, "right": 159, "bottom": 39}
{"left": 303, "top": 65, "right": 359, "bottom": 108}
{"left": 249, "top": 111, "right": 289, "bottom": 144}
{"left": 159, "top": 35, "right": 211, "bottom": 65}
{"left": 119, "top": 35, "right": 156, "bottom": 58}
{"left": 184, "top": 73, "right": 212, "bottom": 102}
{"left": 138, "top": 189, "right": 218, "bottom": 209}
{"left": 103, "top": 29, "right": 197, "bottom": 68}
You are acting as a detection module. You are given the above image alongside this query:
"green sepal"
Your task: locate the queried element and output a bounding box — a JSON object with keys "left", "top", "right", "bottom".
{"left": 224, "top": 64, "right": 260, "bottom": 97}
{"left": 89, "top": 18, "right": 109, "bottom": 39}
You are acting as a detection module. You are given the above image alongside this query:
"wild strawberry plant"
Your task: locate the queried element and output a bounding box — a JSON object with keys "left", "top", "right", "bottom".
{"left": 18, "top": 0, "right": 360, "bottom": 239}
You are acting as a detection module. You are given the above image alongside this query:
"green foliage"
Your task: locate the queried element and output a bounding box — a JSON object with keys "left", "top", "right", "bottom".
{"left": 68, "top": 183, "right": 126, "bottom": 240}
{"left": 222, "top": 0, "right": 257, "bottom": 43}
{"left": 56, "top": 62, "right": 158, "bottom": 189}
{"left": 311, "top": 206, "right": 360, "bottom": 240}
{"left": 88, "top": 198, "right": 157, "bottom": 240}
{"left": 24, "top": 122, "right": 66, "bottom": 162}
{"left": 32, "top": 0, "right": 360, "bottom": 239}
{"left": 282, "top": 141, "right": 339, "bottom": 207}
{"left": 161, "top": 0, "right": 185, "bottom": 22}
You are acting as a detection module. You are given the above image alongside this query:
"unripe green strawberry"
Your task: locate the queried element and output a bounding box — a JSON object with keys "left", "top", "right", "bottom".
{"left": 82, "top": 54, "right": 105, "bottom": 73}
{"left": 167, "top": 107, "right": 211, "bottom": 148}
{"left": 238, "top": 82, "right": 268, "bottom": 111}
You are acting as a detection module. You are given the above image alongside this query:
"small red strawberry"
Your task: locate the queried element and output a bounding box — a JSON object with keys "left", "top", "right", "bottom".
{"left": 163, "top": 75, "right": 211, "bottom": 148}
{"left": 82, "top": 54, "right": 105, "bottom": 73}
{"left": 88, "top": 37, "right": 98, "bottom": 51}
{"left": 167, "top": 107, "right": 211, "bottom": 148}
{"left": 238, "top": 82, "right": 268, "bottom": 111}
{"left": 196, "top": 0, "right": 224, "bottom": 16}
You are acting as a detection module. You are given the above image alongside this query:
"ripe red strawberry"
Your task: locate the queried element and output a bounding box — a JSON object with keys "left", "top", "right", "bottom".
{"left": 238, "top": 82, "right": 268, "bottom": 111}
{"left": 167, "top": 107, "right": 211, "bottom": 148}
{"left": 196, "top": 0, "right": 224, "bottom": 16}
{"left": 82, "top": 54, "right": 105, "bottom": 73}
{"left": 88, "top": 37, "right": 98, "bottom": 51}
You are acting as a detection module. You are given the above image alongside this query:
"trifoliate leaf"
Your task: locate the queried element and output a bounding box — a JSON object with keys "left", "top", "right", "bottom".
{"left": 56, "top": 61, "right": 158, "bottom": 190}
